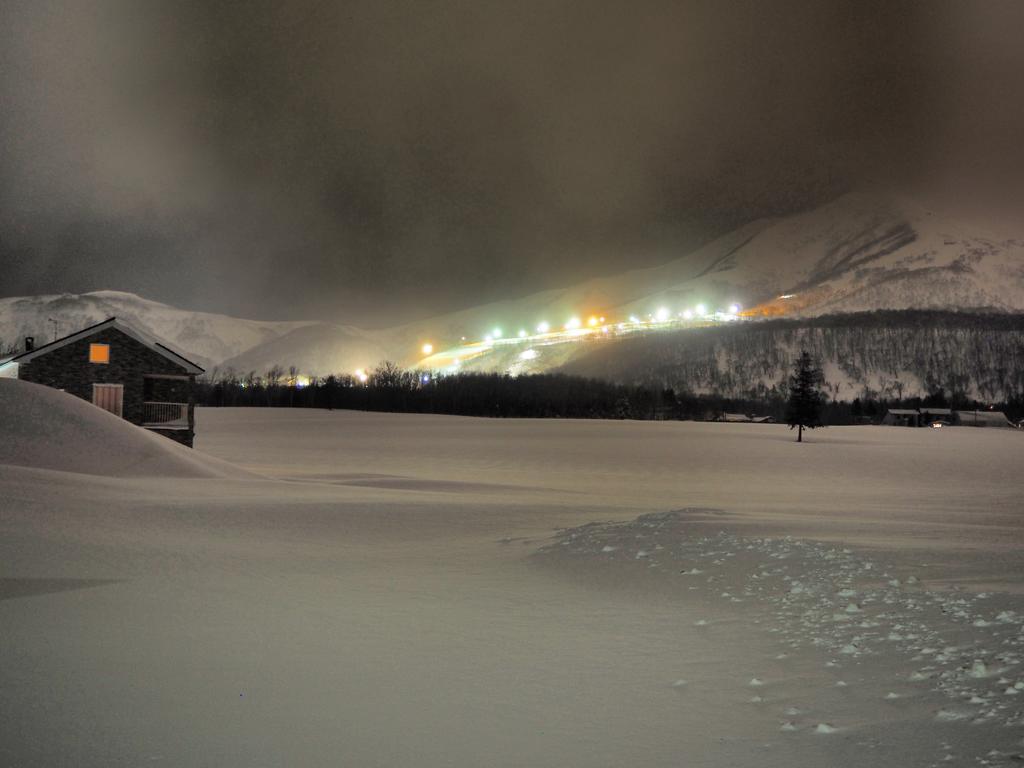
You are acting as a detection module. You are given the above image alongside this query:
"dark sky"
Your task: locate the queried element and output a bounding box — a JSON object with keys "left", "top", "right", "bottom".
{"left": 1, "top": 1, "right": 1022, "bottom": 325}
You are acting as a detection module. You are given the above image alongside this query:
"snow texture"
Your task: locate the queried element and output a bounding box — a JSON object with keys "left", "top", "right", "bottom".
{"left": 1, "top": 401, "right": 1023, "bottom": 766}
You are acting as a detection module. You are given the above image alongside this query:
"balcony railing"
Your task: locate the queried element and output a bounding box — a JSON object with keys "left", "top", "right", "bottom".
{"left": 142, "top": 401, "right": 189, "bottom": 428}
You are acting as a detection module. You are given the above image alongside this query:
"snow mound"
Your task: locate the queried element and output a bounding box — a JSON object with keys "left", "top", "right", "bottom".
{"left": 0, "top": 380, "right": 244, "bottom": 478}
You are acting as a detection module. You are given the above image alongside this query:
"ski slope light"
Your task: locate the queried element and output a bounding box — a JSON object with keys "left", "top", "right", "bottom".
{"left": 519, "top": 348, "right": 538, "bottom": 360}
{"left": 683, "top": 309, "right": 694, "bottom": 320}
{"left": 728, "top": 304, "right": 741, "bottom": 315}
{"left": 421, "top": 374, "right": 430, "bottom": 384}
{"left": 537, "top": 321, "right": 550, "bottom": 333}
{"left": 492, "top": 328, "right": 502, "bottom": 339}
{"left": 629, "top": 315, "right": 640, "bottom": 323}
{"left": 655, "top": 307, "right": 670, "bottom": 322}
{"left": 695, "top": 303, "right": 707, "bottom": 316}
{"left": 518, "top": 329, "right": 528, "bottom": 338}
{"left": 421, "top": 343, "right": 433, "bottom": 355}
{"left": 566, "top": 316, "right": 581, "bottom": 329}
{"left": 588, "top": 316, "right": 599, "bottom": 327}
{"left": 354, "top": 369, "right": 368, "bottom": 383}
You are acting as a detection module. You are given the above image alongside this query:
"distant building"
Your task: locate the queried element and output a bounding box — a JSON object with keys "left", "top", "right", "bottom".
{"left": 880, "top": 407, "right": 1015, "bottom": 429}
{"left": 715, "top": 412, "right": 753, "bottom": 423}
{"left": 0, "top": 317, "right": 203, "bottom": 447}
{"left": 954, "top": 410, "right": 1014, "bottom": 428}
{"left": 881, "top": 408, "right": 920, "bottom": 427}
{"left": 711, "top": 413, "right": 774, "bottom": 423}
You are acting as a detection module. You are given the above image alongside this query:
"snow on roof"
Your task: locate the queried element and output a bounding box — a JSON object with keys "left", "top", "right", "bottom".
{"left": 956, "top": 410, "right": 1013, "bottom": 426}
{"left": 721, "top": 413, "right": 752, "bottom": 422}
{"left": 919, "top": 407, "right": 953, "bottom": 415}
{"left": 885, "top": 409, "right": 919, "bottom": 415}
{"left": 11, "top": 317, "right": 204, "bottom": 375}
{"left": 0, "top": 379, "right": 244, "bottom": 478}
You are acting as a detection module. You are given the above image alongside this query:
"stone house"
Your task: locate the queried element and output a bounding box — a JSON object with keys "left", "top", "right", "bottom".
{"left": 0, "top": 317, "right": 203, "bottom": 447}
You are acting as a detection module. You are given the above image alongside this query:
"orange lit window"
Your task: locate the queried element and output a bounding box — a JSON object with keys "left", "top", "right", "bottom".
{"left": 89, "top": 343, "right": 110, "bottom": 364}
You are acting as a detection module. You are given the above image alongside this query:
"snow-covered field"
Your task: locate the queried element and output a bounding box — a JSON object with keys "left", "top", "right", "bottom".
{"left": 2, "top": 380, "right": 1023, "bottom": 766}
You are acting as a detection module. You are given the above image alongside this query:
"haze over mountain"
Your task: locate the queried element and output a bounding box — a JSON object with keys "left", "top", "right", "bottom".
{"left": 10, "top": 2, "right": 1024, "bottom": 326}
{"left": 3, "top": 191, "right": 1023, "bottom": 392}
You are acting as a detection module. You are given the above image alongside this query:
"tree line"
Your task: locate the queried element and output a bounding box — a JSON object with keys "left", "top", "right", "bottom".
{"left": 195, "top": 361, "right": 1024, "bottom": 424}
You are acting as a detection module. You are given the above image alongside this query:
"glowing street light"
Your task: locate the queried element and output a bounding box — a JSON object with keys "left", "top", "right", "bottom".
{"left": 354, "top": 368, "right": 368, "bottom": 383}
{"left": 518, "top": 329, "right": 528, "bottom": 338}
{"left": 683, "top": 309, "right": 694, "bottom": 320}
{"left": 695, "top": 303, "right": 707, "bottom": 316}
{"left": 492, "top": 328, "right": 502, "bottom": 339}
{"left": 537, "top": 321, "right": 550, "bottom": 333}
{"left": 588, "top": 316, "right": 599, "bottom": 327}
{"left": 421, "top": 343, "right": 433, "bottom": 355}
{"left": 566, "top": 316, "right": 581, "bottom": 330}
{"left": 728, "top": 303, "right": 741, "bottom": 315}
{"left": 655, "top": 307, "right": 670, "bottom": 322}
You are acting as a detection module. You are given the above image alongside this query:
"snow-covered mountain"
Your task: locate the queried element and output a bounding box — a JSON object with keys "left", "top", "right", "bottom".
{"left": 2, "top": 192, "right": 1022, "bottom": 380}
{"left": 391, "top": 191, "right": 1024, "bottom": 356}
{"left": 0, "top": 291, "right": 316, "bottom": 370}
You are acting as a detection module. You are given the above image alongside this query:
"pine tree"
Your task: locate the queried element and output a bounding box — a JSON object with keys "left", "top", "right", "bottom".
{"left": 785, "top": 351, "right": 825, "bottom": 442}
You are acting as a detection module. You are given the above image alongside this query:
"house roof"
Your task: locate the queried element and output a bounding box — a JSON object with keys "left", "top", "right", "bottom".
{"left": 9, "top": 317, "right": 204, "bottom": 375}
{"left": 885, "top": 409, "right": 919, "bottom": 415}
{"left": 955, "top": 410, "right": 1012, "bottom": 426}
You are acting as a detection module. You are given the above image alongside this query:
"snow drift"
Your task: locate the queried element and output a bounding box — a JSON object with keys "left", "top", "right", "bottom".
{"left": 0, "top": 379, "right": 245, "bottom": 478}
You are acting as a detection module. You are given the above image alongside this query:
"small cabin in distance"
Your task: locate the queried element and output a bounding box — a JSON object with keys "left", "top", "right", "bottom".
{"left": 881, "top": 407, "right": 1015, "bottom": 429}
{"left": 0, "top": 317, "right": 204, "bottom": 447}
{"left": 881, "top": 408, "right": 921, "bottom": 427}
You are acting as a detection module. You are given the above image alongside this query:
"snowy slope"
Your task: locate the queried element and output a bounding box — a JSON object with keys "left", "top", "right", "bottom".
{"left": 0, "top": 291, "right": 314, "bottom": 369}
{"left": 376, "top": 192, "right": 1024, "bottom": 369}
{"left": 395, "top": 192, "right": 1024, "bottom": 347}
{"left": 217, "top": 322, "right": 390, "bottom": 376}
{"left": 0, "top": 379, "right": 249, "bottom": 478}
{"left": 2, "top": 192, "right": 1021, "bottom": 376}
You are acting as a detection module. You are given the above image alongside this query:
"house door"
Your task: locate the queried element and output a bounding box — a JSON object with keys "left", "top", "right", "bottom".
{"left": 92, "top": 383, "right": 124, "bottom": 418}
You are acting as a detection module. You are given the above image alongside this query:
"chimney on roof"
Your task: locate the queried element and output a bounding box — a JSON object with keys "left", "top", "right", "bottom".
{"left": 24, "top": 336, "right": 34, "bottom": 352}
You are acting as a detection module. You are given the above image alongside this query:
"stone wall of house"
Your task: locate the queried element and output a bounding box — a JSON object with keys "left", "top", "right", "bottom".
{"left": 18, "top": 327, "right": 196, "bottom": 447}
